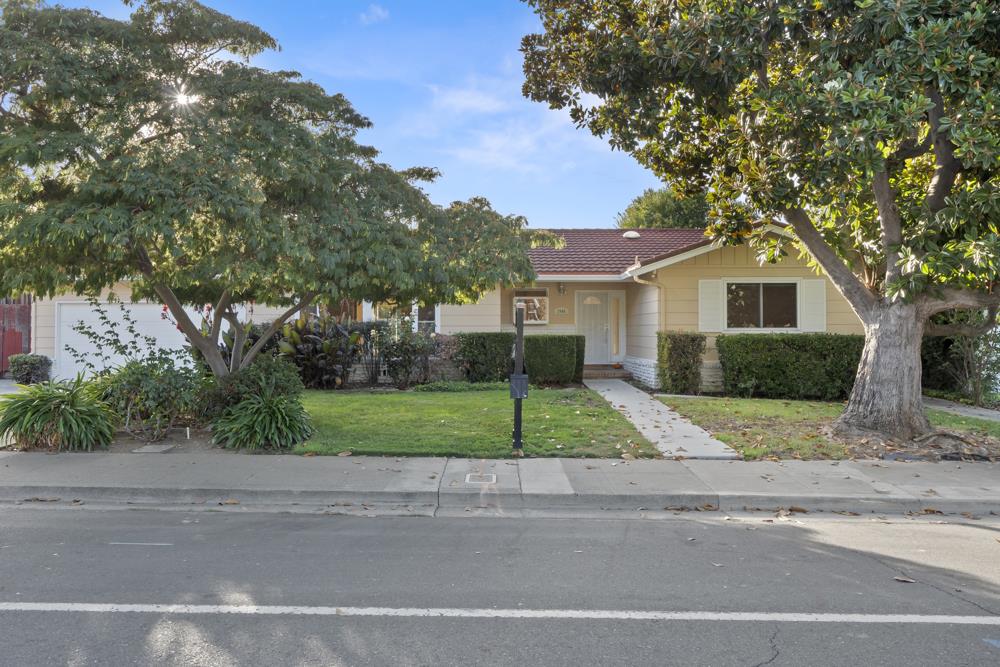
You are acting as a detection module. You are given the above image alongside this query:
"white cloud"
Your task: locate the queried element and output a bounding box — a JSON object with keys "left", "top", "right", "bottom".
{"left": 430, "top": 84, "right": 510, "bottom": 114}
{"left": 359, "top": 4, "right": 389, "bottom": 25}
{"left": 446, "top": 110, "right": 609, "bottom": 175}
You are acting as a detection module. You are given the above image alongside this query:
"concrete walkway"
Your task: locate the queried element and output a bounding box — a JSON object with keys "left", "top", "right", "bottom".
{"left": 924, "top": 396, "right": 1000, "bottom": 422}
{"left": 4, "top": 450, "right": 994, "bottom": 517}
{"left": 584, "top": 379, "right": 738, "bottom": 459}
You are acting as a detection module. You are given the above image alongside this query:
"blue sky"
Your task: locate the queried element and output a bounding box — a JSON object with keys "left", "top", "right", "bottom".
{"left": 62, "top": 0, "right": 662, "bottom": 228}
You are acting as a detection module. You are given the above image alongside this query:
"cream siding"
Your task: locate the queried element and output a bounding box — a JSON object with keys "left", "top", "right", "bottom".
{"left": 437, "top": 290, "right": 503, "bottom": 334}
{"left": 651, "top": 244, "right": 865, "bottom": 389}
{"left": 625, "top": 282, "right": 659, "bottom": 361}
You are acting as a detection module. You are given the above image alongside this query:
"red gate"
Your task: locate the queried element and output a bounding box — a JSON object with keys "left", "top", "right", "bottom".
{"left": 0, "top": 295, "right": 32, "bottom": 376}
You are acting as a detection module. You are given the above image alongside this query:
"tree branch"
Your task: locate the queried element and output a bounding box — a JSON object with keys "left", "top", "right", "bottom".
{"left": 921, "top": 288, "right": 1000, "bottom": 317}
{"left": 150, "top": 283, "right": 227, "bottom": 376}
{"left": 925, "top": 306, "right": 999, "bottom": 337}
{"left": 239, "top": 294, "right": 317, "bottom": 370}
{"left": 925, "top": 85, "right": 962, "bottom": 213}
{"left": 782, "top": 207, "right": 877, "bottom": 319}
{"left": 210, "top": 290, "right": 231, "bottom": 345}
{"left": 222, "top": 308, "right": 246, "bottom": 373}
{"left": 872, "top": 170, "right": 904, "bottom": 285}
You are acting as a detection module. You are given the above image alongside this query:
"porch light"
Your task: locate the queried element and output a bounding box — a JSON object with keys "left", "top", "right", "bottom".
{"left": 558, "top": 282, "right": 566, "bottom": 295}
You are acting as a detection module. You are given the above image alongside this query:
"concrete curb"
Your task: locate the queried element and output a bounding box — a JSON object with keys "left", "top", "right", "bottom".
{"left": 2, "top": 484, "right": 997, "bottom": 518}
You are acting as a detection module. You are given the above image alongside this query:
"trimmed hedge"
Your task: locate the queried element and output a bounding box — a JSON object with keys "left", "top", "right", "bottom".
{"left": 453, "top": 332, "right": 586, "bottom": 384}
{"left": 657, "top": 332, "right": 706, "bottom": 394}
{"left": 454, "top": 332, "right": 514, "bottom": 382}
{"left": 571, "top": 335, "right": 586, "bottom": 383}
{"left": 7, "top": 354, "right": 51, "bottom": 384}
{"left": 716, "top": 333, "right": 864, "bottom": 400}
{"left": 524, "top": 336, "right": 577, "bottom": 384}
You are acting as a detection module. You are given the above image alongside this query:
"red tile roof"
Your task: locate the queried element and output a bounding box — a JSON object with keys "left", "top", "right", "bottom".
{"left": 528, "top": 228, "right": 710, "bottom": 275}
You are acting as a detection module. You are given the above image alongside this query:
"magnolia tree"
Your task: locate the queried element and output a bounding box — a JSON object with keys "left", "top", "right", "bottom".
{"left": 523, "top": 0, "right": 1000, "bottom": 440}
{"left": 0, "top": 1, "right": 545, "bottom": 378}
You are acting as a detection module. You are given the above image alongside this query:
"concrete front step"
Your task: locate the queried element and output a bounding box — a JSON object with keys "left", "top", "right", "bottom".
{"left": 582, "top": 365, "right": 631, "bottom": 380}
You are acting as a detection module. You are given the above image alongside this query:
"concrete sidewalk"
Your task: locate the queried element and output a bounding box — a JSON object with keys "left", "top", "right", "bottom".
{"left": 1, "top": 450, "right": 997, "bottom": 517}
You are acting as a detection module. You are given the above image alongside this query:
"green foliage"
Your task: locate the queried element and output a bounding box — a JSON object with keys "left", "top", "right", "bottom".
{"left": 524, "top": 336, "right": 580, "bottom": 385}
{"left": 657, "top": 332, "right": 706, "bottom": 395}
{"left": 572, "top": 335, "right": 586, "bottom": 383}
{"left": 277, "top": 315, "right": 361, "bottom": 389}
{"left": 7, "top": 354, "right": 51, "bottom": 384}
{"left": 411, "top": 381, "right": 513, "bottom": 393}
{"left": 201, "top": 355, "right": 304, "bottom": 420}
{"left": 350, "top": 320, "right": 389, "bottom": 387}
{"left": 617, "top": 188, "right": 709, "bottom": 229}
{"left": 379, "top": 318, "right": 434, "bottom": 389}
{"left": 0, "top": 1, "right": 548, "bottom": 380}
{"left": 211, "top": 391, "right": 314, "bottom": 451}
{"left": 716, "top": 334, "right": 864, "bottom": 400}
{"left": 0, "top": 377, "right": 114, "bottom": 451}
{"left": 90, "top": 358, "right": 204, "bottom": 442}
{"left": 64, "top": 297, "right": 186, "bottom": 374}
{"left": 454, "top": 333, "right": 515, "bottom": 382}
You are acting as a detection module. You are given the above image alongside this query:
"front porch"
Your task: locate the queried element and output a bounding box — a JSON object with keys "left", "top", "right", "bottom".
{"left": 497, "top": 280, "right": 660, "bottom": 387}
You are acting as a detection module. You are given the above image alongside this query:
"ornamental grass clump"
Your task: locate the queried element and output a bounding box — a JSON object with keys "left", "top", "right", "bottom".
{"left": 0, "top": 377, "right": 114, "bottom": 451}
{"left": 211, "top": 389, "right": 314, "bottom": 451}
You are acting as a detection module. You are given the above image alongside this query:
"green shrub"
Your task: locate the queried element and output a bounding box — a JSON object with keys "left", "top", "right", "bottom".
{"left": 211, "top": 391, "right": 314, "bottom": 450}
{"left": 716, "top": 333, "right": 864, "bottom": 400}
{"left": 92, "top": 357, "right": 204, "bottom": 441}
{"left": 277, "top": 315, "right": 360, "bottom": 389}
{"left": 657, "top": 332, "right": 706, "bottom": 394}
{"left": 201, "top": 355, "right": 304, "bottom": 420}
{"left": 351, "top": 320, "right": 389, "bottom": 387}
{"left": 380, "top": 318, "right": 435, "bottom": 388}
{"left": 524, "top": 335, "right": 578, "bottom": 384}
{"left": 454, "top": 332, "right": 515, "bottom": 382}
{"left": 572, "top": 335, "right": 586, "bottom": 383}
{"left": 412, "top": 380, "right": 512, "bottom": 392}
{"left": 7, "top": 354, "right": 51, "bottom": 384}
{"left": 0, "top": 377, "right": 114, "bottom": 451}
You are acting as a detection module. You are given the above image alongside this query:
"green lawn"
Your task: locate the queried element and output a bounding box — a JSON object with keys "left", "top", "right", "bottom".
{"left": 661, "top": 396, "right": 1000, "bottom": 460}
{"left": 298, "top": 388, "right": 652, "bottom": 458}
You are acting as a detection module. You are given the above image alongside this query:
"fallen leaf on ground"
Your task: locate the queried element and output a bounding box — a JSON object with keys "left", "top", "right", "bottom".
{"left": 337, "top": 451, "right": 352, "bottom": 457}
{"left": 893, "top": 576, "right": 916, "bottom": 584}
{"left": 220, "top": 499, "right": 240, "bottom": 505}
{"left": 788, "top": 506, "right": 809, "bottom": 513}
{"left": 302, "top": 452, "right": 317, "bottom": 457}
{"left": 833, "top": 510, "right": 860, "bottom": 517}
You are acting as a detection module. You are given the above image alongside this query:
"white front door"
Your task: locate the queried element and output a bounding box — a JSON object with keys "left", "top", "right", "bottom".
{"left": 577, "top": 291, "right": 611, "bottom": 363}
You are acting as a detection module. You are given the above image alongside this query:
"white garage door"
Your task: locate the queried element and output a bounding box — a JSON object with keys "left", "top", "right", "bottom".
{"left": 54, "top": 302, "right": 199, "bottom": 378}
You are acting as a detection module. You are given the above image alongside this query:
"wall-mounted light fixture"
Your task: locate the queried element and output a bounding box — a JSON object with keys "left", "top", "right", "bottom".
{"left": 557, "top": 282, "right": 566, "bottom": 295}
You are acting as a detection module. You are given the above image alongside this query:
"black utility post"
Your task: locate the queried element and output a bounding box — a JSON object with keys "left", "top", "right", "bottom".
{"left": 510, "top": 302, "right": 528, "bottom": 456}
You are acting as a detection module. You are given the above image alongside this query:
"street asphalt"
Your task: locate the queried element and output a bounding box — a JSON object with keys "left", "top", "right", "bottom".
{"left": 1, "top": 508, "right": 999, "bottom": 666}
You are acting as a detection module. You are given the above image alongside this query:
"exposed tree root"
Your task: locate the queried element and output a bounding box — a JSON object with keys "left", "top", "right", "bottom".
{"left": 825, "top": 425, "right": 999, "bottom": 462}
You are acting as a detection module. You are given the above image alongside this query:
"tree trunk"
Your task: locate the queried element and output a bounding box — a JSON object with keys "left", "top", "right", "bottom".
{"left": 834, "top": 302, "right": 931, "bottom": 440}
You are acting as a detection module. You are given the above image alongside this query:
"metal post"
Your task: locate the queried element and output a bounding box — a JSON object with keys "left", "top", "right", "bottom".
{"left": 512, "top": 302, "right": 525, "bottom": 455}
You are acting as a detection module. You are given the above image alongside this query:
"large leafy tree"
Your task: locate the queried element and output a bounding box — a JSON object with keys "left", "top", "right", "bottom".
{"left": 523, "top": 0, "right": 1000, "bottom": 440}
{"left": 617, "top": 187, "right": 708, "bottom": 228}
{"left": 0, "top": 0, "right": 542, "bottom": 377}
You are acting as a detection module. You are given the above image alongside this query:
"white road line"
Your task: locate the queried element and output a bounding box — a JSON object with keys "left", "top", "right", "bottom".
{"left": 0, "top": 603, "right": 997, "bottom": 625}
{"left": 107, "top": 542, "right": 173, "bottom": 546}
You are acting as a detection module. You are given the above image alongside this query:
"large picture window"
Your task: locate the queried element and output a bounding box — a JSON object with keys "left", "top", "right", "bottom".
{"left": 513, "top": 288, "right": 548, "bottom": 324}
{"left": 726, "top": 282, "right": 797, "bottom": 329}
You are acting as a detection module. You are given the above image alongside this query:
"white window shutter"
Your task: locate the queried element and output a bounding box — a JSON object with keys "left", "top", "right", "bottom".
{"left": 698, "top": 280, "right": 724, "bottom": 332}
{"left": 799, "top": 279, "right": 827, "bottom": 331}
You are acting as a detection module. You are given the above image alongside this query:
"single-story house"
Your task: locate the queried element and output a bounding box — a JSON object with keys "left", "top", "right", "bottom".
{"left": 419, "top": 228, "right": 864, "bottom": 389}
{"left": 30, "top": 228, "right": 864, "bottom": 388}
